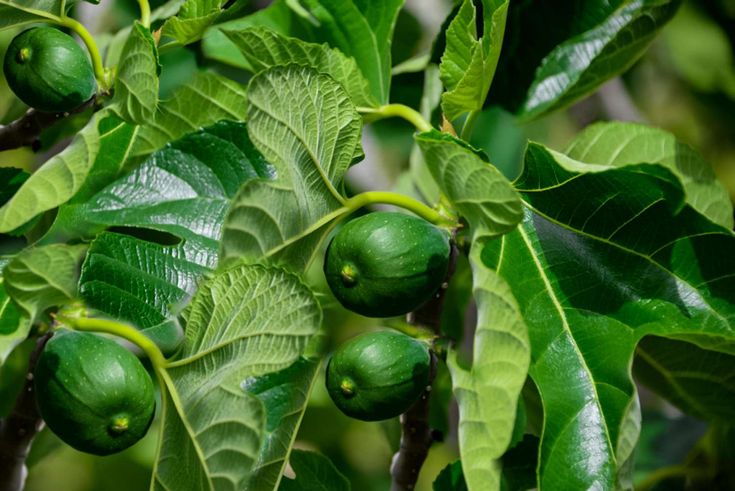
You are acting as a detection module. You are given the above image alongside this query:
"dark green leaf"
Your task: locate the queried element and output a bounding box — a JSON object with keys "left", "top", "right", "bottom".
{"left": 501, "top": 435, "right": 539, "bottom": 491}
{"left": 0, "top": 168, "right": 28, "bottom": 207}
{"left": 634, "top": 336, "right": 735, "bottom": 421}
{"left": 489, "top": 0, "right": 682, "bottom": 119}
{"left": 483, "top": 143, "right": 735, "bottom": 489}
{"left": 0, "top": 257, "right": 30, "bottom": 365}
{"left": 278, "top": 450, "right": 350, "bottom": 491}
{"left": 434, "top": 461, "right": 467, "bottom": 491}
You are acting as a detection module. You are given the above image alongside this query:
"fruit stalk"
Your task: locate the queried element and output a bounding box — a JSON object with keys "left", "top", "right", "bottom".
{"left": 0, "top": 334, "right": 52, "bottom": 491}
{"left": 55, "top": 17, "right": 108, "bottom": 89}
{"left": 390, "top": 243, "right": 458, "bottom": 491}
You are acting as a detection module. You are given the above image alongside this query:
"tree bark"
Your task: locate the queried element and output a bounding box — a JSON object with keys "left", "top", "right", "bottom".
{"left": 390, "top": 243, "right": 458, "bottom": 491}
{"left": 0, "top": 334, "right": 51, "bottom": 491}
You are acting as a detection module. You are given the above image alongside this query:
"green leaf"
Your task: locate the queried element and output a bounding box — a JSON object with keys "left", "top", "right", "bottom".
{"left": 565, "top": 121, "right": 734, "bottom": 229}
{"left": 221, "top": 65, "right": 362, "bottom": 272}
{"left": 0, "top": 111, "right": 106, "bottom": 233}
{"left": 439, "top": 0, "right": 508, "bottom": 121}
{"left": 489, "top": 0, "right": 681, "bottom": 119}
{"left": 202, "top": 0, "right": 302, "bottom": 70}
{"left": 434, "top": 461, "right": 467, "bottom": 491}
{"left": 3, "top": 244, "right": 87, "bottom": 321}
{"left": 244, "top": 358, "right": 320, "bottom": 491}
{"left": 0, "top": 168, "right": 28, "bottom": 207}
{"left": 417, "top": 131, "right": 528, "bottom": 491}
{"left": 416, "top": 130, "right": 523, "bottom": 238}
{"left": 296, "top": 0, "right": 404, "bottom": 104}
{"left": 483, "top": 143, "right": 735, "bottom": 489}
{"left": 162, "top": 0, "right": 225, "bottom": 45}
{"left": 278, "top": 450, "right": 350, "bottom": 491}
{"left": 0, "top": 0, "right": 66, "bottom": 29}
{"left": 153, "top": 263, "right": 321, "bottom": 490}
{"left": 113, "top": 22, "right": 160, "bottom": 125}
{"left": 222, "top": 27, "right": 376, "bottom": 107}
{"left": 634, "top": 336, "right": 735, "bottom": 422}
{"left": 0, "top": 258, "right": 30, "bottom": 366}
{"left": 130, "top": 71, "right": 249, "bottom": 160}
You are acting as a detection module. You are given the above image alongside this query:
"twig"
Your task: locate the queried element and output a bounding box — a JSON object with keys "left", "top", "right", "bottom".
{"left": 0, "top": 333, "right": 52, "bottom": 491}
{"left": 390, "top": 244, "right": 459, "bottom": 491}
{"left": 0, "top": 96, "right": 96, "bottom": 152}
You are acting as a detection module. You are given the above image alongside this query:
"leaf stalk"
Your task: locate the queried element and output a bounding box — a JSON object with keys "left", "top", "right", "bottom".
{"left": 358, "top": 104, "right": 433, "bottom": 133}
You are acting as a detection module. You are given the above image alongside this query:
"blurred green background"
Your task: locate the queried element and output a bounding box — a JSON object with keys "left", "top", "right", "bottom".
{"left": 2, "top": 0, "right": 734, "bottom": 490}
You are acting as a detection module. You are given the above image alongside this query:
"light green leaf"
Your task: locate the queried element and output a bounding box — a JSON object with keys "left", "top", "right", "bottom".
{"left": 416, "top": 130, "right": 523, "bottom": 238}
{"left": 202, "top": 0, "right": 300, "bottom": 70}
{"left": 440, "top": 0, "right": 508, "bottom": 121}
{"left": 278, "top": 450, "right": 350, "bottom": 491}
{"left": 222, "top": 27, "right": 376, "bottom": 107}
{"left": 3, "top": 244, "right": 87, "bottom": 321}
{"left": 297, "top": 0, "right": 404, "bottom": 104}
{"left": 417, "top": 131, "right": 528, "bottom": 491}
{"left": 0, "top": 111, "right": 107, "bottom": 233}
{"left": 131, "top": 71, "right": 249, "bottom": 160}
{"left": 113, "top": 22, "right": 160, "bottom": 125}
{"left": 221, "top": 65, "right": 362, "bottom": 272}
{"left": 565, "top": 121, "right": 734, "bottom": 229}
{"left": 153, "top": 264, "right": 321, "bottom": 490}
{"left": 0, "top": 260, "right": 30, "bottom": 365}
{"left": 162, "top": 0, "right": 225, "bottom": 45}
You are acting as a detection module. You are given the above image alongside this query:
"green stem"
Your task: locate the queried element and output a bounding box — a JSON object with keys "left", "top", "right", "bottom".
{"left": 460, "top": 109, "right": 480, "bottom": 141}
{"left": 58, "top": 316, "right": 167, "bottom": 370}
{"left": 56, "top": 16, "right": 109, "bottom": 90}
{"left": 344, "top": 191, "right": 455, "bottom": 227}
{"left": 358, "top": 104, "right": 432, "bottom": 133}
{"left": 137, "top": 0, "right": 151, "bottom": 28}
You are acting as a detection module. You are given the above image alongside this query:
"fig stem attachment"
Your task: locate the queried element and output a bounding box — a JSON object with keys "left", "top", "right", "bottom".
{"left": 57, "top": 316, "right": 167, "bottom": 371}
{"left": 138, "top": 0, "right": 151, "bottom": 28}
{"left": 55, "top": 16, "right": 110, "bottom": 89}
{"left": 357, "top": 104, "right": 432, "bottom": 133}
{"left": 343, "top": 191, "right": 456, "bottom": 228}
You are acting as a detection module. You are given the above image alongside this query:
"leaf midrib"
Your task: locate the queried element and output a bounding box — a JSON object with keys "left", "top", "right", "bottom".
{"left": 517, "top": 225, "right": 616, "bottom": 466}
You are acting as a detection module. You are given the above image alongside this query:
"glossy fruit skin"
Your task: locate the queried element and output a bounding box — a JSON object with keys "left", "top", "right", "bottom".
{"left": 34, "top": 330, "right": 156, "bottom": 456}
{"left": 3, "top": 27, "right": 96, "bottom": 112}
{"left": 326, "top": 330, "right": 431, "bottom": 421}
{"left": 324, "top": 212, "right": 451, "bottom": 318}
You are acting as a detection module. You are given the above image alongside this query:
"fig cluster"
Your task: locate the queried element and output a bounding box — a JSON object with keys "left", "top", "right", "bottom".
{"left": 323, "top": 212, "right": 450, "bottom": 421}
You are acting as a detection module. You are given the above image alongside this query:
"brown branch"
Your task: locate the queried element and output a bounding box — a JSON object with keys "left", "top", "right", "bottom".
{"left": 0, "top": 97, "right": 96, "bottom": 152}
{"left": 390, "top": 244, "right": 459, "bottom": 491}
{"left": 0, "top": 333, "right": 52, "bottom": 491}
